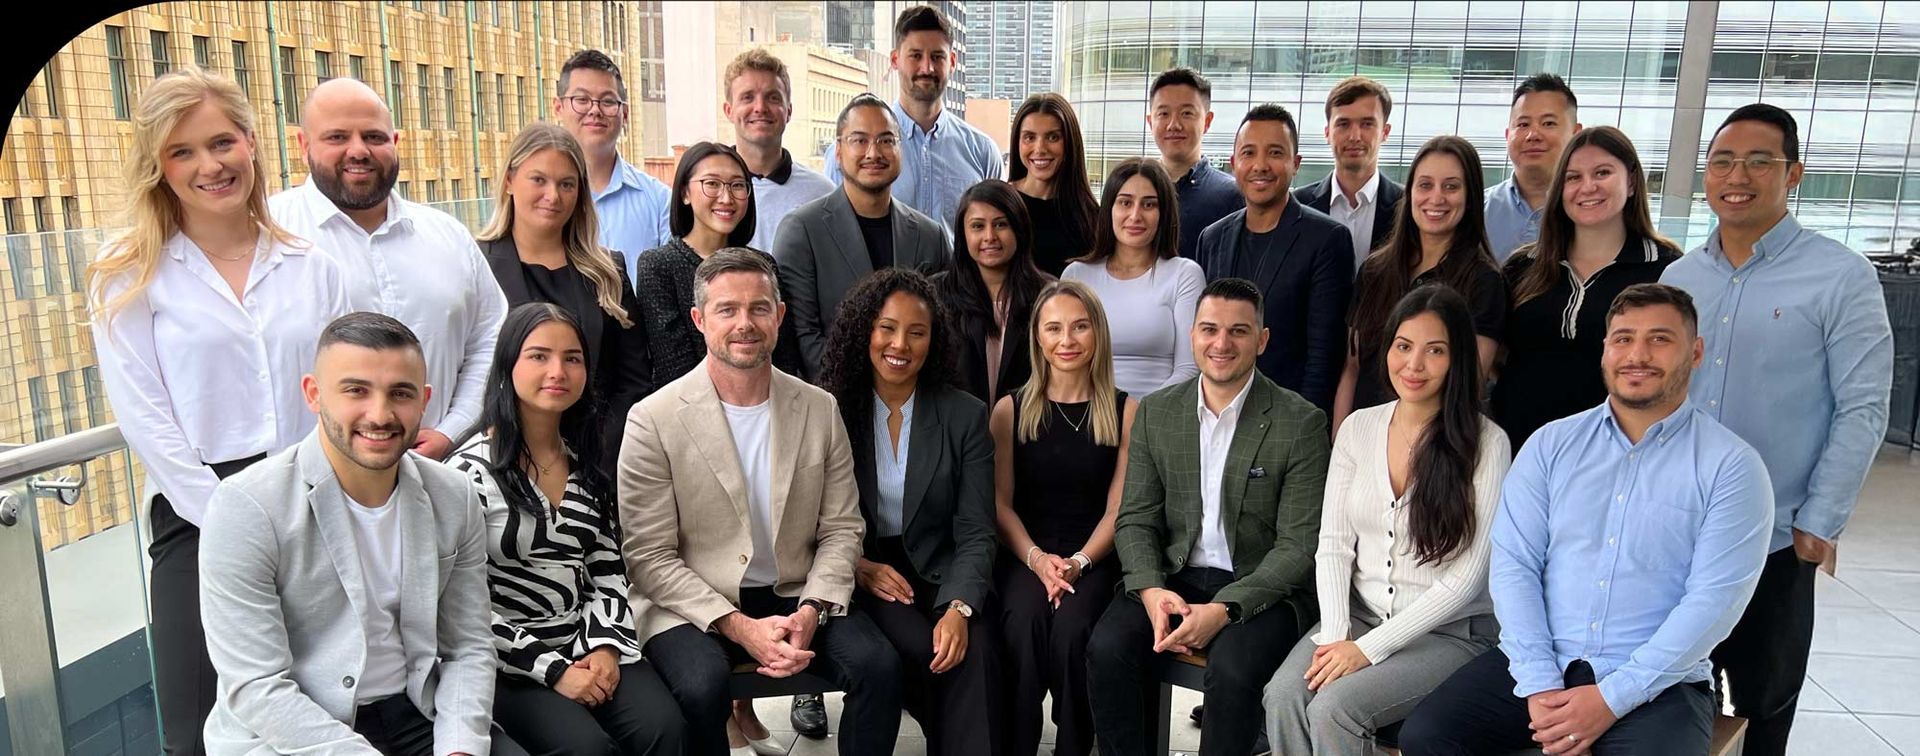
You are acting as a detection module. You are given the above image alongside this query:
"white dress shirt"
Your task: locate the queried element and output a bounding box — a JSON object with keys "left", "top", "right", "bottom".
{"left": 1192, "top": 376, "right": 1256, "bottom": 572}
{"left": 1311, "top": 401, "right": 1513, "bottom": 663}
{"left": 92, "top": 231, "right": 353, "bottom": 526}
{"left": 268, "top": 182, "right": 507, "bottom": 442}
{"left": 870, "top": 392, "right": 916, "bottom": 538}
{"left": 1329, "top": 171, "right": 1381, "bottom": 273}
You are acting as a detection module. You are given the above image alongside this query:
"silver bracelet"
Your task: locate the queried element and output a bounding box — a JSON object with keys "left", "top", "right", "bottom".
{"left": 1025, "top": 545, "right": 1044, "bottom": 569}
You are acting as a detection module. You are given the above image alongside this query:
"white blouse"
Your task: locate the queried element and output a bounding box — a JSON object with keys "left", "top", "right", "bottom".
{"left": 1061, "top": 256, "right": 1205, "bottom": 399}
{"left": 1311, "top": 401, "right": 1512, "bottom": 663}
{"left": 92, "top": 231, "right": 353, "bottom": 526}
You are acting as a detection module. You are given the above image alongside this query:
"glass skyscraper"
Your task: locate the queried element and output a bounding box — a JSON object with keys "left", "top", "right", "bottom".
{"left": 1062, "top": 1, "right": 1920, "bottom": 252}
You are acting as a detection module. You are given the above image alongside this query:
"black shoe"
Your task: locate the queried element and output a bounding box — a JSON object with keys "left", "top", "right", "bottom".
{"left": 791, "top": 693, "right": 828, "bottom": 739}
{"left": 1190, "top": 704, "right": 1204, "bottom": 725}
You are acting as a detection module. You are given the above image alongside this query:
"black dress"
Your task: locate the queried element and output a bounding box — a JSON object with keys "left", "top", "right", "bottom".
{"left": 630, "top": 238, "right": 804, "bottom": 388}
{"left": 1491, "top": 236, "right": 1678, "bottom": 450}
{"left": 1351, "top": 260, "right": 1508, "bottom": 412}
{"left": 1021, "top": 191, "right": 1093, "bottom": 278}
{"left": 997, "top": 390, "right": 1126, "bottom": 756}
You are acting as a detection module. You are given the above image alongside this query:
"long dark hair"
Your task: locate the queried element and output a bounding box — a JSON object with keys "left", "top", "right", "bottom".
{"left": 939, "top": 181, "right": 1048, "bottom": 363}
{"left": 1510, "top": 126, "right": 1680, "bottom": 306}
{"left": 1084, "top": 158, "right": 1181, "bottom": 262}
{"left": 1008, "top": 93, "right": 1097, "bottom": 253}
{"left": 820, "top": 268, "right": 957, "bottom": 460}
{"left": 670, "top": 141, "right": 758, "bottom": 247}
{"left": 1351, "top": 136, "right": 1497, "bottom": 358}
{"left": 1386, "top": 285, "right": 1484, "bottom": 566}
{"left": 480, "top": 303, "right": 611, "bottom": 518}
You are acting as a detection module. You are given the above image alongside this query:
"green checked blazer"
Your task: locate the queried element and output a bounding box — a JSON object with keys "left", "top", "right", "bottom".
{"left": 1113, "top": 373, "right": 1332, "bottom": 625}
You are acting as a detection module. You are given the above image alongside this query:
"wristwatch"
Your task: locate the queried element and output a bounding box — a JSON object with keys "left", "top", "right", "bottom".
{"left": 800, "top": 599, "right": 833, "bottom": 627}
{"left": 1070, "top": 552, "right": 1093, "bottom": 572}
{"left": 946, "top": 599, "right": 974, "bottom": 618}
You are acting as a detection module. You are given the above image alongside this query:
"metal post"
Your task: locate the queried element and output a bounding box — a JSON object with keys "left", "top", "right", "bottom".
{"left": 379, "top": 0, "right": 394, "bottom": 107}
{"left": 264, "top": 0, "right": 291, "bottom": 188}
{"left": 534, "top": 2, "right": 544, "bottom": 121}
{"left": 466, "top": 0, "right": 482, "bottom": 200}
{"left": 1661, "top": 0, "right": 1721, "bottom": 241}
{"left": 0, "top": 486, "right": 66, "bottom": 755}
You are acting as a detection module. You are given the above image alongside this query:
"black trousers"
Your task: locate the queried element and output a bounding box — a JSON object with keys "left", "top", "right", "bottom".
{"left": 644, "top": 587, "right": 902, "bottom": 756}
{"left": 859, "top": 538, "right": 1000, "bottom": 756}
{"left": 493, "top": 661, "right": 686, "bottom": 755}
{"left": 153, "top": 454, "right": 261, "bottom": 755}
{"left": 1398, "top": 648, "right": 1714, "bottom": 756}
{"left": 353, "top": 695, "right": 438, "bottom": 756}
{"left": 1712, "top": 545, "right": 1818, "bottom": 756}
{"left": 1085, "top": 567, "right": 1301, "bottom": 756}
{"left": 996, "top": 552, "right": 1119, "bottom": 756}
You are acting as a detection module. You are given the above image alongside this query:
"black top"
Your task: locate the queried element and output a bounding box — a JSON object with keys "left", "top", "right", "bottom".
{"left": 1021, "top": 191, "right": 1092, "bottom": 277}
{"left": 931, "top": 270, "right": 1038, "bottom": 405}
{"left": 1173, "top": 159, "right": 1246, "bottom": 261}
{"left": 1011, "top": 390, "right": 1127, "bottom": 555}
{"left": 1233, "top": 226, "right": 1280, "bottom": 283}
{"left": 857, "top": 210, "right": 895, "bottom": 271}
{"left": 1491, "top": 236, "right": 1679, "bottom": 450}
{"left": 1351, "top": 261, "right": 1508, "bottom": 412}
{"left": 630, "top": 238, "right": 804, "bottom": 388}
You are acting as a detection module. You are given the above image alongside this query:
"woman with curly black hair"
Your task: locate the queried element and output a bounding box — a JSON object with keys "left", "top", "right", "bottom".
{"left": 820, "top": 268, "right": 1002, "bottom": 756}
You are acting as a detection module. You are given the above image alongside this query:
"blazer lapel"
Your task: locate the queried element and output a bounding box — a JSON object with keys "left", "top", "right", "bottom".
{"left": 824, "top": 191, "right": 875, "bottom": 280}
{"left": 1254, "top": 202, "right": 1306, "bottom": 296}
{"left": 901, "top": 393, "right": 942, "bottom": 531}
{"left": 1373, "top": 179, "right": 1404, "bottom": 244}
{"left": 299, "top": 434, "right": 372, "bottom": 633}
{"left": 392, "top": 456, "right": 438, "bottom": 661}
{"left": 1221, "top": 380, "right": 1275, "bottom": 546}
{"left": 892, "top": 207, "right": 931, "bottom": 273}
{"left": 678, "top": 374, "right": 752, "bottom": 528}
{"left": 481, "top": 237, "right": 532, "bottom": 305}
{"left": 768, "top": 373, "right": 807, "bottom": 541}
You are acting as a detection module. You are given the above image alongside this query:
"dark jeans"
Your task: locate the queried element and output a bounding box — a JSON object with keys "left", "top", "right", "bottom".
{"left": 352, "top": 695, "right": 437, "bottom": 756}
{"left": 493, "top": 661, "right": 686, "bottom": 755}
{"left": 996, "top": 552, "right": 1119, "bottom": 756}
{"left": 1713, "top": 545, "right": 1818, "bottom": 756}
{"left": 858, "top": 537, "right": 1001, "bottom": 756}
{"left": 1085, "top": 567, "right": 1302, "bottom": 756}
{"left": 153, "top": 454, "right": 260, "bottom": 755}
{"left": 645, "top": 587, "right": 902, "bottom": 756}
{"left": 1398, "top": 648, "right": 1714, "bottom": 756}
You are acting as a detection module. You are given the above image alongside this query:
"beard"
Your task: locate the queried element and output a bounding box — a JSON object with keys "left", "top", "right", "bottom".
{"left": 905, "top": 75, "right": 942, "bottom": 103}
{"left": 844, "top": 164, "right": 898, "bottom": 195}
{"left": 317, "top": 404, "right": 417, "bottom": 473}
{"left": 1606, "top": 364, "right": 1692, "bottom": 411}
{"left": 709, "top": 327, "right": 774, "bottom": 370}
{"left": 310, "top": 155, "right": 401, "bottom": 211}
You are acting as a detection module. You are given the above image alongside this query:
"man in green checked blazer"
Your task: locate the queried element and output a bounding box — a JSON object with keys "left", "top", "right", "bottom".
{"left": 1086, "top": 277, "right": 1333, "bottom": 756}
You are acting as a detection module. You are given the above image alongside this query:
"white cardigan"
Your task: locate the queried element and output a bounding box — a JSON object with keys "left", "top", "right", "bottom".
{"left": 1312, "top": 401, "right": 1512, "bottom": 663}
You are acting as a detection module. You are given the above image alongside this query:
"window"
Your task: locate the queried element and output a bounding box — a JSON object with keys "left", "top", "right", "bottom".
{"left": 513, "top": 1, "right": 521, "bottom": 29}
{"left": 107, "top": 26, "right": 131, "bottom": 119}
{"left": 480, "top": 177, "right": 491, "bottom": 198}
{"left": 349, "top": 54, "right": 365, "bottom": 82}
{"left": 491, "top": 0, "right": 500, "bottom": 25}
{"left": 516, "top": 75, "right": 527, "bottom": 125}
{"left": 193, "top": 36, "right": 210, "bottom": 68}
{"left": 151, "top": 30, "right": 172, "bottom": 77}
{"left": 232, "top": 41, "right": 250, "bottom": 95}
{"left": 84, "top": 367, "right": 105, "bottom": 425}
{"left": 476, "top": 74, "right": 489, "bottom": 131}
{"left": 390, "top": 61, "right": 406, "bottom": 125}
{"left": 495, "top": 73, "right": 507, "bottom": 127}
{"left": 397, "top": 180, "right": 411, "bottom": 200}
{"left": 443, "top": 67, "right": 456, "bottom": 128}
{"left": 4, "top": 198, "right": 27, "bottom": 300}
{"left": 62, "top": 197, "right": 82, "bottom": 293}
{"left": 280, "top": 46, "right": 300, "bottom": 123}
{"left": 417, "top": 63, "right": 432, "bottom": 129}
{"left": 28, "top": 377, "right": 53, "bottom": 442}
{"left": 451, "top": 178, "right": 462, "bottom": 201}
{"left": 34, "top": 198, "right": 56, "bottom": 294}
{"left": 60, "top": 371, "right": 82, "bottom": 434}
{"left": 315, "top": 50, "right": 333, "bottom": 84}
{"left": 426, "top": 180, "right": 439, "bottom": 203}
{"left": 42, "top": 56, "right": 60, "bottom": 117}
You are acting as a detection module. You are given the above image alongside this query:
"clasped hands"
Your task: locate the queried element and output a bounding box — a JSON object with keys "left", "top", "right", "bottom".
{"left": 1527, "top": 686, "right": 1618, "bottom": 756}
{"left": 1025, "top": 547, "right": 1084, "bottom": 607}
{"left": 554, "top": 646, "right": 623, "bottom": 707}
{"left": 1138, "top": 587, "right": 1230, "bottom": 655}
{"left": 719, "top": 604, "right": 822, "bottom": 679}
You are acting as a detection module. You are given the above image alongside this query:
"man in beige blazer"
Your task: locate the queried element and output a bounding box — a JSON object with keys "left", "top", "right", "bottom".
{"left": 619, "top": 248, "right": 903, "bottom": 756}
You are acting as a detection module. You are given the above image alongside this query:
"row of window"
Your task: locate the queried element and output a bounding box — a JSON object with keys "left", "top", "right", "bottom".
{"left": 1, "top": 197, "right": 87, "bottom": 302}
{"left": 23, "top": 367, "right": 104, "bottom": 443}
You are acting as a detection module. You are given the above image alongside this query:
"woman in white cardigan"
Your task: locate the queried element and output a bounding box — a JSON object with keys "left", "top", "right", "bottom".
{"left": 1263, "top": 283, "right": 1512, "bottom": 755}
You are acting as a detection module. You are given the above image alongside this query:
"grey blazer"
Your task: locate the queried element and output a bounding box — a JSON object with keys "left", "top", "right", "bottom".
{"left": 199, "top": 432, "right": 495, "bottom": 755}
{"left": 770, "top": 189, "right": 950, "bottom": 381}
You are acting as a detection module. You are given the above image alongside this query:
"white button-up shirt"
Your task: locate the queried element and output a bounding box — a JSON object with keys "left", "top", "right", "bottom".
{"left": 1328, "top": 171, "right": 1382, "bottom": 273}
{"left": 1192, "top": 376, "right": 1255, "bottom": 571}
{"left": 269, "top": 182, "right": 507, "bottom": 442}
{"left": 91, "top": 231, "right": 353, "bottom": 525}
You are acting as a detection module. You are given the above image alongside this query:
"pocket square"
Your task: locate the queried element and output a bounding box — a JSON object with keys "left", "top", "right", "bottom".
{"left": 1248, "top": 467, "right": 1266, "bottom": 479}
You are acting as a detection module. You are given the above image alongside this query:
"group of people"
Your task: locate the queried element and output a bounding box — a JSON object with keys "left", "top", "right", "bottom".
{"left": 84, "top": 4, "right": 1895, "bottom": 756}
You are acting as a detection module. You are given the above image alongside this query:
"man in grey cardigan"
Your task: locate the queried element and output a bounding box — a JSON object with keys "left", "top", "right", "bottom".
{"left": 200, "top": 313, "right": 495, "bottom": 756}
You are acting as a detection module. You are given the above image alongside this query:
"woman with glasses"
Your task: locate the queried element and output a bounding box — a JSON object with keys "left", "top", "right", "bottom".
{"left": 1009, "top": 94, "right": 1098, "bottom": 276}
{"left": 477, "top": 122, "right": 651, "bottom": 474}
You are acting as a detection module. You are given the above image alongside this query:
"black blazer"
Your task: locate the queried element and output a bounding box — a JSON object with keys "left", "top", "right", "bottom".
{"left": 1194, "top": 202, "right": 1354, "bottom": 413}
{"left": 481, "top": 237, "right": 652, "bottom": 471}
{"left": 853, "top": 384, "right": 996, "bottom": 610}
{"left": 1293, "top": 173, "right": 1405, "bottom": 257}
{"left": 930, "top": 270, "right": 1035, "bottom": 404}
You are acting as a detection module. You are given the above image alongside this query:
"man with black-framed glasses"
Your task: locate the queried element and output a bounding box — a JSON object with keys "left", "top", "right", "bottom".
{"left": 553, "top": 49, "right": 672, "bottom": 291}
{"left": 1662, "top": 103, "right": 1894, "bottom": 756}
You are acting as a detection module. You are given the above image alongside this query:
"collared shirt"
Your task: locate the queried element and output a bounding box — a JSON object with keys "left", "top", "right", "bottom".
{"left": 1192, "top": 376, "right": 1257, "bottom": 571}
{"left": 824, "top": 101, "right": 1001, "bottom": 229}
{"left": 595, "top": 154, "right": 674, "bottom": 285}
{"left": 1173, "top": 158, "right": 1245, "bottom": 261}
{"left": 1484, "top": 177, "right": 1543, "bottom": 263}
{"left": 1328, "top": 171, "right": 1382, "bottom": 273}
{"left": 871, "top": 392, "right": 917, "bottom": 538}
{"left": 1491, "top": 402, "right": 1773, "bottom": 718}
{"left": 747, "top": 149, "right": 836, "bottom": 252}
{"left": 92, "top": 231, "right": 353, "bottom": 526}
{"left": 1661, "top": 213, "right": 1894, "bottom": 551}
{"left": 269, "top": 181, "right": 508, "bottom": 442}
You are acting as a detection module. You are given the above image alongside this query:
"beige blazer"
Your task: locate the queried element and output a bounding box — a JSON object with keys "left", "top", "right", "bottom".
{"left": 617, "top": 361, "right": 864, "bottom": 643}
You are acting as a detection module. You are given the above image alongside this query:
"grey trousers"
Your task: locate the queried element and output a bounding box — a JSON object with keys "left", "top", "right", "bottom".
{"left": 1263, "top": 609, "right": 1498, "bottom": 756}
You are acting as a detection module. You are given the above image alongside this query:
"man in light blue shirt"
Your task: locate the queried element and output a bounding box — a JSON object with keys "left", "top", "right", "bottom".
{"left": 552, "top": 49, "right": 672, "bottom": 288}
{"left": 1662, "top": 104, "right": 1894, "bottom": 756}
{"left": 1484, "top": 74, "right": 1582, "bottom": 262}
{"left": 822, "top": 6, "right": 1000, "bottom": 230}
{"left": 1401, "top": 283, "right": 1774, "bottom": 756}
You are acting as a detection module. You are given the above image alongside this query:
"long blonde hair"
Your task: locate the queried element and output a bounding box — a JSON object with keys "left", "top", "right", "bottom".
{"left": 1016, "top": 280, "right": 1120, "bottom": 446}
{"left": 87, "top": 65, "right": 298, "bottom": 319}
{"left": 477, "top": 122, "right": 630, "bottom": 327}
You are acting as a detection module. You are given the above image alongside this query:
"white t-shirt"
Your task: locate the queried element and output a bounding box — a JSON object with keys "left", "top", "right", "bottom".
{"left": 723, "top": 399, "right": 778, "bottom": 588}
{"left": 346, "top": 495, "right": 409, "bottom": 702}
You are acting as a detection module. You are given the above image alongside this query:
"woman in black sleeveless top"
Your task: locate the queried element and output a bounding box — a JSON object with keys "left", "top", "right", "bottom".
{"left": 991, "top": 279, "right": 1139, "bottom": 756}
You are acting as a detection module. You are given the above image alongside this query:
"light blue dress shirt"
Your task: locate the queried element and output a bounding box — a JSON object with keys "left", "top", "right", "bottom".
{"left": 1492, "top": 402, "right": 1774, "bottom": 718}
{"left": 871, "top": 392, "right": 916, "bottom": 538}
{"left": 594, "top": 155, "right": 674, "bottom": 288}
{"left": 1661, "top": 212, "right": 1894, "bottom": 552}
{"left": 825, "top": 101, "right": 1002, "bottom": 229}
{"left": 1484, "top": 177, "right": 1542, "bottom": 263}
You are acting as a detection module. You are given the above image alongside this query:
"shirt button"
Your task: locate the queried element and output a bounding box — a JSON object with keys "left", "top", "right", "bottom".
{"left": 1608, "top": 537, "right": 1617, "bottom": 546}
{"left": 1599, "top": 580, "right": 1608, "bottom": 588}
{"left": 1616, "top": 494, "right": 1624, "bottom": 502}
{"left": 1710, "top": 399, "right": 1718, "bottom": 406}
{"left": 739, "top": 554, "right": 749, "bottom": 565}
{"left": 343, "top": 675, "right": 355, "bottom": 688}
{"left": 1715, "top": 358, "right": 1724, "bottom": 365}
{"left": 1732, "top": 276, "right": 1742, "bottom": 283}
{"left": 1590, "top": 622, "right": 1599, "bottom": 630}
{"left": 1386, "top": 560, "right": 1392, "bottom": 568}
{"left": 258, "top": 371, "right": 269, "bottom": 381}
{"left": 1721, "top": 316, "right": 1730, "bottom": 323}
{"left": 1387, "top": 586, "right": 1395, "bottom": 594}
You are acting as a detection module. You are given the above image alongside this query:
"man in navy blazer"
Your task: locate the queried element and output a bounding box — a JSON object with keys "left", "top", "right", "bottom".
{"left": 1293, "top": 76, "right": 1406, "bottom": 276}
{"left": 1197, "top": 104, "right": 1354, "bottom": 415}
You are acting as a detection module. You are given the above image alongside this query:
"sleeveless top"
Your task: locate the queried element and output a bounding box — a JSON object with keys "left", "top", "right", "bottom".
{"left": 1011, "top": 389, "right": 1127, "bottom": 554}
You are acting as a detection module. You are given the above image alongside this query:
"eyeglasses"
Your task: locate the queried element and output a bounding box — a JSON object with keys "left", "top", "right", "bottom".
{"left": 563, "top": 95, "right": 626, "bottom": 114}
{"left": 839, "top": 134, "right": 900, "bottom": 152}
{"left": 695, "top": 179, "right": 751, "bottom": 200}
{"left": 1706, "top": 154, "right": 1789, "bottom": 177}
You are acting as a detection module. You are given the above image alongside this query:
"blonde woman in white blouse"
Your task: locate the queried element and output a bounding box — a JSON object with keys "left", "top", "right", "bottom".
{"left": 1263, "top": 284, "right": 1511, "bottom": 755}
{"left": 87, "top": 67, "right": 351, "bottom": 755}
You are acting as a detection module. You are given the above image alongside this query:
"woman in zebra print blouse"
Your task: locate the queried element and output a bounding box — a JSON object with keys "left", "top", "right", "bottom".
{"left": 451, "top": 302, "right": 684, "bottom": 753}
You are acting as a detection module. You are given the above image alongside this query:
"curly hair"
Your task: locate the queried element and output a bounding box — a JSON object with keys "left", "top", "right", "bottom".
{"left": 820, "top": 268, "right": 958, "bottom": 460}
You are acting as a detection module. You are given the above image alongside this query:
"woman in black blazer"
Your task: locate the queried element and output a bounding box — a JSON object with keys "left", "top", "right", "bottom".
{"left": 933, "top": 180, "right": 1052, "bottom": 405}
{"left": 821, "top": 268, "right": 1000, "bottom": 756}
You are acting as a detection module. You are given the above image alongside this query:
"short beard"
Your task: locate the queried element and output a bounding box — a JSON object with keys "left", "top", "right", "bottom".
{"left": 309, "top": 157, "right": 399, "bottom": 211}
